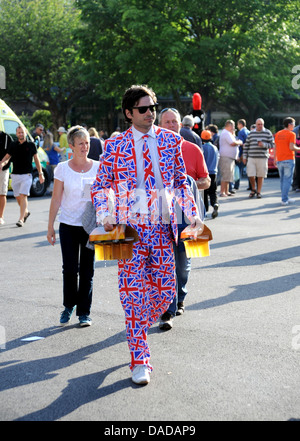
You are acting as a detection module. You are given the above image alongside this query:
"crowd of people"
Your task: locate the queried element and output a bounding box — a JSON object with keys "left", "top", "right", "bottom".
{"left": 205, "top": 116, "right": 300, "bottom": 206}
{"left": 1, "top": 86, "right": 300, "bottom": 386}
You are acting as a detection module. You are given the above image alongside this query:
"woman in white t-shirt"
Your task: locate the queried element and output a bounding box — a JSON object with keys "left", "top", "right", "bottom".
{"left": 47, "top": 126, "right": 99, "bottom": 327}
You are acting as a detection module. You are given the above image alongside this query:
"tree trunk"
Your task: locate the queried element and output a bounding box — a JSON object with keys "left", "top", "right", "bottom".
{"left": 48, "top": 105, "right": 67, "bottom": 141}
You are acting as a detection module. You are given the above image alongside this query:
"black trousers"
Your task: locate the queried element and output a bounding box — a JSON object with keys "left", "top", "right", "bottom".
{"left": 59, "top": 223, "right": 95, "bottom": 316}
{"left": 204, "top": 174, "right": 218, "bottom": 211}
{"left": 292, "top": 156, "right": 300, "bottom": 189}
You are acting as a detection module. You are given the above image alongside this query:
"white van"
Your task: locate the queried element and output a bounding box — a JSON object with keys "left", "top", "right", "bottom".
{"left": 0, "top": 98, "right": 52, "bottom": 196}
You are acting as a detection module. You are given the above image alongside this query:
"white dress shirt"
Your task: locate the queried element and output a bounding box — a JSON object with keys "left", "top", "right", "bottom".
{"left": 131, "top": 125, "right": 168, "bottom": 217}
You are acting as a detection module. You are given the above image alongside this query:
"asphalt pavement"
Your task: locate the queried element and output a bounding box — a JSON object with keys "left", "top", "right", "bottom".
{"left": 1, "top": 176, "right": 300, "bottom": 423}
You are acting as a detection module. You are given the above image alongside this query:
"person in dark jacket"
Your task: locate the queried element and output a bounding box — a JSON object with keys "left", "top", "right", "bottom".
{"left": 88, "top": 127, "right": 103, "bottom": 161}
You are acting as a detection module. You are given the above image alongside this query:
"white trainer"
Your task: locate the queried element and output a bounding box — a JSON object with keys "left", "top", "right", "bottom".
{"left": 0, "top": 218, "right": 4, "bottom": 225}
{"left": 281, "top": 198, "right": 296, "bottom": 206}
{"left": 132, "top": 365, "right": 150, "bottom": 385}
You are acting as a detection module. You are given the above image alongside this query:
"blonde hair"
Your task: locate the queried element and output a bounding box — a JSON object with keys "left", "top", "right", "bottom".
{"left": 110, "top": 131, "right": 120, "bottom": 138}
{"left": 67, "top": 125, "right": 90, "bottom": 146}
{"left": 43, "top": 132, "right": 54, "bottom": 149}
{"left": 88, "top": 127, "right": 99, "bottom": 138}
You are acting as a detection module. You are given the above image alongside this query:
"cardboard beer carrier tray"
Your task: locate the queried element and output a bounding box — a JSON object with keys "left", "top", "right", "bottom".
{"left": 89, "top": 223, "right": 212, "bottom": 261}
{"left": 180, "top": 224, "right": 213, "bottom": 258}
{"left": 89, "top": 224, "right": 139, "bottom": 261}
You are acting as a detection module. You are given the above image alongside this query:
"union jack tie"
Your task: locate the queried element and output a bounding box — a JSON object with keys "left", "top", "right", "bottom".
{"left": 142, "top": 135, "right": 158, "bottom": 221}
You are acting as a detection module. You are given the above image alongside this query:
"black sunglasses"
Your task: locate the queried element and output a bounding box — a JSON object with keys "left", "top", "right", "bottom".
{"left": 160, "top": 107, "right": 179, "bottom": 115}
{"left": 132, "top": 103, "right": 159, "bottom": 114}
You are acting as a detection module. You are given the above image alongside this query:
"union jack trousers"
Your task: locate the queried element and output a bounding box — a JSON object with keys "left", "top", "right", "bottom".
{"left": 118, "top": 219, "right": 175, "bottom": 371}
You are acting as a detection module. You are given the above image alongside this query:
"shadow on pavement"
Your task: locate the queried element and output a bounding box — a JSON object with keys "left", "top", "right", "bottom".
{"left": 187, "top": 272, "right": 300, "bottom": 311}
{"left": 15, "top": 363, "right": 130, "bottom": 421}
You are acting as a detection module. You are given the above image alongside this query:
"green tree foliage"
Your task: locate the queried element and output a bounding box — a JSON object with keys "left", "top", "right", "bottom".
{"left": 0, "top": 0, "right": 89, "bottom": 130}
{"left": 31, "top": 110, "right": 53, "bottom": 131}
{"left": 76, "top": 0, "right": 300, "bottom": 118}
{"left": 0, "top": 0, "right": 299, "bottom": 128}
{"left": 75, "top": 0, "right": 194, "bottom": 107}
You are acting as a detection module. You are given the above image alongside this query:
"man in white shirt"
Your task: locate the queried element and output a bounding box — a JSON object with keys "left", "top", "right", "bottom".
{"left": 219, "top": 120, "right": 242, "bottom": 197}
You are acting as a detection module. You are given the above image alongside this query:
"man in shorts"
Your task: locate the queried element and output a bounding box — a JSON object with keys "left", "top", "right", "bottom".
{"left": 0, "top": 130, "right": 13, "bottom": 225}
{"left": 0, "top": 125, "right": 45, "bottom": 227}
{"left": 219, "top": 120, "right": 242, "bottom": 197}
{"left": 243, "top": 118, "right": 274, "bottom": 199}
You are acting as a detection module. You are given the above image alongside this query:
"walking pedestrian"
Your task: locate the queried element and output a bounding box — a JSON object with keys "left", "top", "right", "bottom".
{"left": 31, "top": 123, "right": 44, "bottom": 148}
{"left": 91, "top": 85, "right": 203, "bottom": 385}
{"left": 57, "top": 127, "right": 68, "bottom": 162}
{"left": 207, "top": 124, "right": 219, "bottom": 149}
{"left": 274, "top": 117, "right": 300, "bottom": 205}
{"left": 219, "top": 120, "right": 242, "bottom": 197}
{"left": 235, "top": 119, "right": 249, "bottom": 190}
{"left": 158, "top": 108, "right": 210, "bottom": 191}
{"left": 88, "top": 127, "right": 103, "bottom": 160}
{"left": 0, "top": 125, "right": 45, "bottom": 227}
{"left": 180, "top": 115, "right": 202, "bottom": 150}
{"left": 243, "top": 118, "right": 273, "bottom": 199}
{"left": 292, "top": 121, "right": 300, "bottom": 191}
{"left": 158, "top": 107, "right": 208, "bottom": 330}
{"left": 43, "top": 132, "right": 64, "bottom": 172}
{"left": 47, "top": 125, "right": 99, "bottom": 327}
{"left": 201, "top": 130, "right": 219, "bottom": 218}
{"left": 43, "top": 132, "right": 64, "bottom": 193}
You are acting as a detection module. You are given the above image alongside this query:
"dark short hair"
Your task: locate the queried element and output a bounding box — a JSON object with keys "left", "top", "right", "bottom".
{"left": 207, "top": 124, "right": 218, "bottom": 134}
{"left": 283, "top": 117, "right": 295, "bottom": 128}
{"left": 238, "top": 119, "right": 246, "bottom": 127}
{"left": 122, "top": 85, "right": 157, "bottom": 123}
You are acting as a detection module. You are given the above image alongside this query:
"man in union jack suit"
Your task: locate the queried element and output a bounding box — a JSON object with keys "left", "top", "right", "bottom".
{"left": 91, "top": 85, "right": 203, "bottom": 385}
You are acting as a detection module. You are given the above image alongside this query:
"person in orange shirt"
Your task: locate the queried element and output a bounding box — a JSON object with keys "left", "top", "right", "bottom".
{"left": 274, "top": 117, "right": 300, "bottom": 205}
